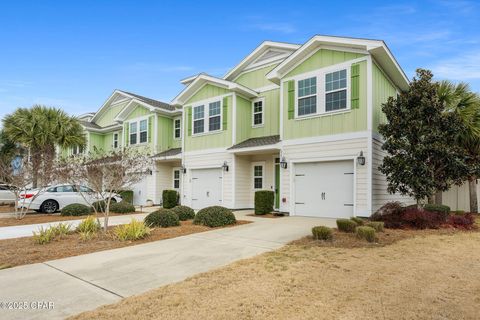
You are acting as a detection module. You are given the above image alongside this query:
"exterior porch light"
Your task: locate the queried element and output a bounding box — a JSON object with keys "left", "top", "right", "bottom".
{"left": 181, "top": 166, "right": 187, "bottom": 174}
{"left": 357, "top": 151, "right": 366, "bottom": 166}
{"left": 280, "top": 157, "right": 288, "bottom": 169}
{"left": 222, "top": 161, "right": 229, "bottom": 172}
{"left": 147, "top": 169, "right": 153, "bottom": 175}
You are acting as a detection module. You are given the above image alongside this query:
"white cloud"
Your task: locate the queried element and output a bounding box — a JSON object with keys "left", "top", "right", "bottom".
{"left": 430, "top": 50, "right": 480, "bottom": 80}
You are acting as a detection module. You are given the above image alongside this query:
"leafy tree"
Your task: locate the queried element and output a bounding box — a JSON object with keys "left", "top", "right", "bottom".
{"left": 438, "top": 80, "right": 480, "bottom": 212}
{"left": 2, "top": 105, "right": 86, "bottom": 187}
{"left": 379, "top": 69, "right": 468, "bottom": 206}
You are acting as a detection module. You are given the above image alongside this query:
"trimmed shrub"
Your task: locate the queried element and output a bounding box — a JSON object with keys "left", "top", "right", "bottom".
{"left": 92, "top": 200, "right": 106, "bottom": 213}
{"left": 350, "top": 217, "right": 364, "bottom": 226}
{"left": 110, "top": 201, "right": 136, "bottom": 214}
{"left": 424, "top": 203, "right": 451, "bottom": 221}
{"left": 114, "top": 219, "right": 151, "bottom": 241}
{"left": 402, "top": 207, "right": 442, "bottom": 229}
{"left": 447, "top": 213, "right": 475, "bottom": 229}
{"left": 32, "top": 226, "right": 56, "bottom": 244}
{"left": 61, "top": 203, "right": 92, "bottom": 216}
{"left": 312, "top": 226, "right": 333, "bottom": 240}
{"left": 76, "top": 216, "right": 101, "bottom": 233}
{"left": 162, "top": 190, "right": 178, "bottom": 209}
{"left": 117, "top": 190, "right": 134, "bottom": 204}
{"left": 254, "top": 190, "right": 274, "bottom": 215}
{"left": 365, "top": 221, "right": 384, "bottom": 232}
{"left": 336, "top": 219, "right": 357, "bottom": 233}
{"left": 370, "top": 201, "right": 405, "bottom": 228}
{"left": 356, "top": 226, "right": 376, "bottom": 242}
{"left": 193, "top": 206, "right": 236, "bottom": 227}
{"left": 144, "top": 209, "right": 180, "bottom": 228}
{"left": 171, "top": 205, "right": 195, "bottom": 221}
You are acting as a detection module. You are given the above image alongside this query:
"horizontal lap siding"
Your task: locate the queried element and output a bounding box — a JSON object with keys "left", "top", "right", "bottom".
{"left": 155, "top": 162, "right": 180, "bottom": 205}
{"left": 281, "top": 138, "right": 368, "bottom": 215}
{"left": 234, "top": 155, "right": 252, "bottom": 208}
{"left": 372, "top": 138, "right": 415, "bottom": 211}
{"left": 442, "top": 182, "right": 480, "bottom": 212}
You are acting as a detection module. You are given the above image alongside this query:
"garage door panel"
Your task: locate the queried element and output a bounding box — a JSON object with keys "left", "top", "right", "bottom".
{"left": 294, "top": 161, "right": 354, "bottom": 218}
{"left": 191, "top": 168, "right": 222, "bottom": 210}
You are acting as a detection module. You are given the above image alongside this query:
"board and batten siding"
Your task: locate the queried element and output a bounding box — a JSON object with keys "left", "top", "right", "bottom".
{"left": 373, "top": 62, "right": 398, "bottom": 133}
{"left": 372, "top": 138, "right": 415, "bottom": 212}
{"left": 183, "top": 151, "right": 234, "bottom": 208}
{"left": 282, "top": 60, "right": 367, "bottom": 140}
{"left": 234, "top": 63, "right": 278, "bottom": 89}
{"left": 95, "top": 101, "right": 128, "bottom": 127}
{"left": 281, "top": 137, "right": 369, "bottom": 215}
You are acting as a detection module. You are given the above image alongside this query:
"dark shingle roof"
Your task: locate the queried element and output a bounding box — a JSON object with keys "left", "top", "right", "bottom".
{"left": 228, "top": 135, "right": 280, "bottom": 150}
{"left": 119, "top": 90, "right": 175, "bottom": 111}
{"left": 153, "top": 148, "right": 182, "bottom": 158}
{"left": 79, "top": 120, "right": 101, "bottom": 129}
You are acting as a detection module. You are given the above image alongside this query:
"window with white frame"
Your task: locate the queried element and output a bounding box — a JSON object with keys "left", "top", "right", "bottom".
{"left": 113, "top": 133, "right": 119, "bottom": 148}
{"left": 252, "top": 99, "right": 264, "bottom": 127}
{"left": 297, "top": 77, "right": 317, "bottom": 116}
{"left": 193, "top": 105, "right": 205, "bottom": 134}
{"left": 72, "top": 145, "right": 84, "bottom": 155}
{"left": 129, "top": 122, "right": 137, "bottom": 145}
{"left": 325, "top": 69, "right": 347, "bottom": 112}
{"left": 129, "top": 119, "right": 148, "bottom": 145}
{"left": 174, "top": 118, "right": 181, "bottom": 139}
{"left": 253, "top": 164, "right": 264, "bottom": 189}
{"left": 173, "top": 169, "right": 180, "bottom": 189}
{"left": 139, "top": 119, "right": 148, "bottom": 143}
{"left": 193, "top": 100, "right": 222, "bottom": 135}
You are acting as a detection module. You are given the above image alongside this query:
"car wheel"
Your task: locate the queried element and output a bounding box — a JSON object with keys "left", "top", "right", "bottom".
{"left": 41, "top": 200, "right": 58, "bottom": 213}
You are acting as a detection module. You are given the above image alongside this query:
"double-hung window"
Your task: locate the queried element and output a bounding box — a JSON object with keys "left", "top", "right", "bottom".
{"left": 173, "top": 169, "right": 180, "bottom": 189}
{"left": 129, "top": 119, "right": 148, "bottom": 145}
{"left": 252, "top": 99, "right": 264, "bottom": 127}
{"left": 129, "top": 122, "right": 138, "bottom": 145}
{"left": 139, "top": 119, "right": 148, "bottom": 143}
{"left": 193, "top": 100, "right": 222, "bottom": 135}
{"left": 193, "top": 105, "right": 205, "bottom": 134}
{"left": 297, "top": 77, "right": 317, "bottom": 116}
{"left": 174, "top": 118, "right": 181, "bottom": 139}
{"left": 325, "top": 69, "right": 347, "bottom": 112}
{"left": 113, "top": 133, "right": 119, "bottom": 148}
{"left": 208, "top": 101, "right": 221, "bottom": 131}
{"left": 253, "top": 163, "right": 264, "bottom": 189}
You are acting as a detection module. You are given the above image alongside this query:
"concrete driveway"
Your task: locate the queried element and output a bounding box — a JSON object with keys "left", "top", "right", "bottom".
{"left": 0, "top": 211, "right": 335, "bottom": 320}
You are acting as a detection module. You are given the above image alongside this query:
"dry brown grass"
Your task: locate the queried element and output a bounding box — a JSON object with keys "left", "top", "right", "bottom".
{"left": 70, "top": 228, "right": 480, "bottom": 320}
{"left": 0, "top": 220, "right": 250, "bottom": 268}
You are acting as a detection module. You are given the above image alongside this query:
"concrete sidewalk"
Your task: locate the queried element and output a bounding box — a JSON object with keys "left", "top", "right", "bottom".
{"left": 0, "top": 212, "right": 336, "bottom": 320}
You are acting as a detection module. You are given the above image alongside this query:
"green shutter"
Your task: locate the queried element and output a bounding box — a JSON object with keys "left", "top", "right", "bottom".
{"left": 287, "top": 80, "right": 295, "bottom": 120}
{"left": 148, "top": 116, "right": 153, "bottom": 143}
{"left": 222, "top": 97, "right": 228, "bottom": 130}
{"left": 124, "top": 122, "right": 129, "bottom": 146}
{"left": 351, "top": 64, "right": 360, "bottom": 109}
{"left": 187, "top": 107, "right": 192, "bottom": 136}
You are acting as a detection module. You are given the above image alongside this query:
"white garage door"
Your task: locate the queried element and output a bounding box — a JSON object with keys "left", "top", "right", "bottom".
{"left": 191, "top": 168, "right": 223, "bottom": 210}
{"left": 294, "top": 160, "right": 354, "bottom": 218}
{"left": 131, "top": 179, "right": 148, "bottom": 206}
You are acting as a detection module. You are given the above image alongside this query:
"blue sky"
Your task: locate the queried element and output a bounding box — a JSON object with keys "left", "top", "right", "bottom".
{"left": 0, "top": 0, "right": 479, "bottom": 120}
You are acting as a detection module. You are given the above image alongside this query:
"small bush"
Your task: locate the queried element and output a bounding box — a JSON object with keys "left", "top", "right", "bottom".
{"left": 52, "top": 223, "right": 72, "bottom": 237}
{"left": 193, "top": 206, "right": 236, "bottom": 227}
{"left": 110, "top": 201, "right": 136, "bottom": 214}
{"left": 79, "top": 231, "right": 96, "bottom": 241}
{"left": 117, "top": 190, "right": 134, "bottom": 204}
{"left": 144, "top": 209, "right": 180, "bottom": 227}
{"left": 312, "top": 226, "right": 333, "bottom": 240}
{"left": 76, "top": 216, "right": 101, "bottom": 233}
{"left": 61, "top": 203, "right": 92, "bottom": 216}
{"left": 447, "top": 214, "right": 475, "bottom": 229}
{"left": 365, "top": 221, "right": 384, "bottom": 232}
{"left": 356, "top": 226, "right": 376, "bottom": 242}
{"left": 254, "top": 190, "right": 274, "bottom": 215}
{"left": 162, "top": 190, "right": 178, "bottom": 209}
{"left": 336, "top": 219, "right": 357, "bottom": 233}
{"left": 32, "top": 226, "right": 56, "bottom": 244}
{"left": 424, "top": 203, "right": 451, "bottom": 221}
{"left": 92, "top": 200, "right": 106, "bottom": 213}
{"left": 350, "top": 217, "right": 364, "bottom": 226}
{"left": 114, "top": 219, "right": 151, "bottom": 241}
{"left": 171, "top": 205, "right": 195, "bottom": 221}
{"left": 454, "top": 210, "right": 465, "bottom": 215}
{"left": 370, "top": 201, "right": 406, "bottom": 228}
{"left": 402, "top": 207, "right": 442, "bottom": 229}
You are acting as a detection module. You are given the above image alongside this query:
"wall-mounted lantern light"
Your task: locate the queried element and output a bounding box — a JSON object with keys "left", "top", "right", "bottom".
{"left": 280, "top": 157, "right": 288, "bottom": 169}
{"left": 181, "top": 166, "right": 187, "bottom": 174}
{"left": 147, "top": 169, "right": 153, "bottom": 175}
{"left": 222, "top": 161, "right": 229, "bottom": 172}
{"left": 357, "top": 151, "right": 366, "bottom": 166}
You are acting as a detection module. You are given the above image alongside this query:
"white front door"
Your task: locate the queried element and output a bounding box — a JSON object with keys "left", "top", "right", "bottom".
{"left": 191, "top": 168, "right": 222, "bottom": 210}
{"left": 294, "top": 160, "right": 354, "bottom": 218}
{"left": 132, "top": 179, "right": 148, "bottom": 206}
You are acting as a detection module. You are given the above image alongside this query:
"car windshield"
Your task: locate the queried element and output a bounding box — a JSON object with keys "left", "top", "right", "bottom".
{"left": 79, "top": 186, "right": 94, "bottom": 193}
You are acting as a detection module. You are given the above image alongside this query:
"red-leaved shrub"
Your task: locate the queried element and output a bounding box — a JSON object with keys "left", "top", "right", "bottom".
{"left": 447, "top": 214, "right": 475, "bottom": 229}
{"left": 402, "top": 207, "right": 442, "bottom": 229}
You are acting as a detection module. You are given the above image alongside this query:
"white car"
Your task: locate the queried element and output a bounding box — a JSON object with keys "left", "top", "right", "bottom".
{"left": 0, "top": 184, "right": 16, "bottom": 204}
{"left": 18, "top": 184, "right": 123, "bottom": 213}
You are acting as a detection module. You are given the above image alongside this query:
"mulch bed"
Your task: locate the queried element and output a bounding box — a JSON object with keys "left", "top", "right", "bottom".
{"left": 246, "top": 213, "right": 286, "bottom": 218}
{"left": 0, "top": 220, "right": 251, "bottom": 269}
{"left": 0, "top": 212, "right": 143, "bottom": 227}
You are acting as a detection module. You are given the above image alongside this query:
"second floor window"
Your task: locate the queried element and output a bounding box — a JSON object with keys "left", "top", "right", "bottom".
{"left": 130, "top": 122, "right": 137, "bottom": 145}
{"left": 252, "top": 99, "right": 264, "bottom": 126}
{"left": 139, "top": 119, "right": 148, "bottom": 143}
{"left": 297, "top": 77, "right": 317, "bottom": 116}
{"left": 209, "top": 101, "right": 221, "bottom": 131}
{"left": 174, "top": 118, "right": 181, "bottom": 139}
{"left": 325, "top": 69, "right": 347, "bottom": 112}
{"left": 193, "top": 105, "right": 205, "bottom": 134}
{"left": 113, "top": 133, "right": 119, "bottom": 148}
{"left": 193, "top": 100, "right": 222, "bottom": 135}
{"left": 129, "top": 119, "right": 148, "bottom": 145}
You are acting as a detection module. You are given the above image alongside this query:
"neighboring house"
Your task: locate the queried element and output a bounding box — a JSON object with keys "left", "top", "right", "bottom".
{"left": 171, "top": 35, "right": 416, "bottom": 217}
{"left": 71, "top": 90, "right": 183, "bottom": 205}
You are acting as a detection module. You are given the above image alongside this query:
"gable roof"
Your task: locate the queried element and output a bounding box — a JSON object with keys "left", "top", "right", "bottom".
{"left": 171, "top": 74, "right": 258, "bottom": 106}
{"left": 117, "top": 90, "right": 175, "bottom": 111}
{"left": 223, "top": 41, "right": 300, "bottom": 81}
{"left": 266, "top": 35, "right": 409, "bottom": 91}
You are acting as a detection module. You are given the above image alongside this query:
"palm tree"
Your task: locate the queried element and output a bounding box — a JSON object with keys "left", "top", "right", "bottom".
{"left": 2, "top": 105, "right": 86, "bottom": 187}
{"left": 437, "top": 81, "right": 480, "bottom": 213}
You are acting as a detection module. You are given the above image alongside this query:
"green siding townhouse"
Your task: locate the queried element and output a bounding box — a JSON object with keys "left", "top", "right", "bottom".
{"left": 172, "top": 35, "right": 415, "bottom": 216}
{"left": 74, "top": 90, "right": 183, "bottom": 205}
